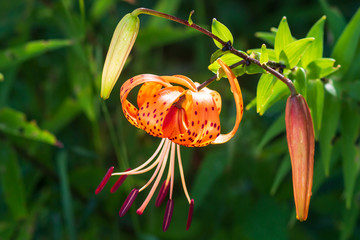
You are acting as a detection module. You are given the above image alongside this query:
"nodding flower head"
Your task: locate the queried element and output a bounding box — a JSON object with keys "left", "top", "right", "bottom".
{"left": 96, "top": 59, "right": 243, "bottom": 231}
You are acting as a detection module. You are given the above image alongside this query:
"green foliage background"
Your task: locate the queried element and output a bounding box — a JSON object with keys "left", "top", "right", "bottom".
{"left": 0, "top": 0, "right": 359, "bottom": 239}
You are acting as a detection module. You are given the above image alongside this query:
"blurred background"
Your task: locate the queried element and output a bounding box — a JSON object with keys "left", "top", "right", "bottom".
{"left": 0, "top": 0, "right": 359, "bottom": 239}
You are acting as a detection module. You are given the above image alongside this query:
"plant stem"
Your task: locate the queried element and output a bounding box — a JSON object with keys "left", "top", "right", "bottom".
{"left": 132, "top": 7, "right": 298, "bottom": 96}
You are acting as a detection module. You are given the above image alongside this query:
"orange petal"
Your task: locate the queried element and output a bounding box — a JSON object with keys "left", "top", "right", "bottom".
{"left": 120, "top": 74, "right": 172, "bottom": 128}
{"left": 212, "top": 59, "right": 243, "bottom": 144}
{"left": 198, "top": 83, "right": 222, "bottom": 114}
{"left": 137, "top": 82, "right": 163, "bottom": 108}
{"left": 137, "top": 86, "right": 185, "bottom": 137}
{"left": 161, "top": 75, "right": 197, "bottom": 92}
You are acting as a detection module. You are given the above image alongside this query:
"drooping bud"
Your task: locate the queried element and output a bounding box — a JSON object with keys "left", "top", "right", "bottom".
{"left": 110, "top": 168, "right": 131, "bottom": 193}
{"left": 285, "top": 94, "right": 314, "bottom": 221}
{"left": 95, "top": 166, "right": 114, "bottom": 194}
{"left": 101, "top": 13, "right": 140, "bottom": 99}
{"left": 119, "top": 188, "right": 139, "bottom": 217}
{"left": 163, "top": 199, "right": 174, "bottom": 232}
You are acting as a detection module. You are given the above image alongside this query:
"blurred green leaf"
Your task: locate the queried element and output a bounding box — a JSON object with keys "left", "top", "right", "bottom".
{"left": 319, "top": 0, "right": 346, "bottom": 40}
{"left": 340, "top": 197, "right": 359, "bottom": 240}
{"left": 283, "top": 37, "right": 314, "bottom": 68}
{"left": 255, "top": 31, "right": 275, "bottom": 46}
{"left": 0, "top": 39, "right": 72, "bottom": 69}
{"left": 343, "top": 80, "right": 360, "bottom": 102}
{"left": 0, "top": 142, "right": 27, "bottom": 219}
{"left": 301, "top": 16, "right": 326, "bottom": 68}
{"left": 192, "top": 149, "right": 228, "bottom": 206}
{"left": 260, "top": 44, "right": 269, "bottom": 64}
{"left": 211, "top": 18, "right": 233, "bottom": 48}
{"left": 256, "top": 73, "right": 289, "bottom": 115}
{"left": 340, "top": 102, "right": 360, "bottom": 208}
{"left": 307, "top": 79, "right": 324, "bottom": 140}
{"left": 148, "top": 0, "right": 181, "bottom": 29}
{"left": 0, "top": 108, "right": 62, "bottom": 146}
{"left": 188, "top": 10, "right": 194, "bottom": 26}
{"left": 319, "top": 90, "right": 340, "bottom": 176}
{"left": 274, "top": 17, "right": 293, "bottom": 60}
{"left": 270, "top": 155, "right": 291, "bottom": 195}
{"left": 257, "top": 113, "right": 285, "bottom": 151}
{"left": 90, "top": 0, "right": 115, "bottom": 20}
{"left": 306, "top": 58, "right": 340, "bottom": 79}
{"left": 0, "top": 72, "right": 3, "bottom": 81}
{"left": 293, "top": 67, "right": 307, "bottom": 99}
{"left": 210, "top": 49, "right": 229, "bottom": 64}
{"left": 331, "top": 8, "right": 360, "bottom": 77}
{"left": 57, "top": 151, "right": 77, "bottom": 240}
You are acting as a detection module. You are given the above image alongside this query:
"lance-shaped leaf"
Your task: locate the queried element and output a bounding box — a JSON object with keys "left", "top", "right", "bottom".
{"left": 331, "top": 8, "right": 360, "bottom": 77}
{"left": 211, "top": 18, "right": 234, "bottom": 49}
{"left": 285, "top": 94, "right": 315, "bottom": 221}
{"left": 293, "top": 67, "right": 307, "bottom": 99}
{"left": 101, "top": 13, "right": 140, "bottom": 99}
{"left": 306, "top": 58, "right": 340, "bottom": 79}
{"left": 274, "top": 17, "right": 294, "bottom": 60}
{"left": 301, "top": 16, "right": 326, "bottom": 68}
{"left": 283, "top": 38, "right": 314, "bottom": 69}
{"left": 307, "top": 79, "right": 324, "bottom": 140}
{"left": 340, "top": 102, "right": 360, "bottom": 209}
{"left": 260, "top": 44, "right": 269, "bottom": 64}
{"left": 0, "top": 107, "right": 62, "bottom": 146}
{"left": 255, "top": 31, "right": 276, "bottom": 46}
{"left": 0, "top": 39, "right": 72, "bottom": 69}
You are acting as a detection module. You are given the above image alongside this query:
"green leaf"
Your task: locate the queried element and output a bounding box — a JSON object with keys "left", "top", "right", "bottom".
{"left": 301, "top": 16, "right": 326, "bottom": 67}
{"left": 192, "top": 149, "right": 229, "bottom": 206}
{"left": 260, "top": 44, "right": 269, "bottom": 64}
{"left": 208, "top": 53, "right": 245, "bottom": 78}
{"left": 340, "top": 198, "right": 359, "bottom": 240}
{"left": 319, "top": 90, "right": 341, "bottom": 176}
{"left": 0, "top": 107, "right": 62, "bottom": 146}
{"left": 248, "top": 48, "right": 278, "bottom": 62}
{"left": 270, "top": 155, "right": 291, "bottom": 195}
{"left": 256, "top": 73, "right": 289, "bottom": 115}
{"left": 340, "top": 102, "right": 360, "bottom": 208}
{"left": 0, "top": 72, "right": 3, "bottom": 81}
{"left": 210, "top": 49, "right": 229, "bottom": 64}
{"left": 319, "top": 0, "right": 346, "bottom": 40}
{"left": 257, "top": 113, "right": 285, "bottom": 151}
{"left": 283, "top": 37, "right": 314, "bottom": 69}
{"left": 147, "top": 0, "right": 181, "bottom": 29}
{"left": 274, "top": 17, "right": 294, "bottom": 60}
{"left": 246, "top": 97, "right": 257, "bottom": 111}
{"left": 255, "top": 31, "right": 276, "bottom": 46}
{"left": 331, "top": 8, "right": 360, "bottom": 77}
{"left": 0, "top": 39, "right": 72, "bottom": 69}
{"left": 306, "top": 58, "right": 340, "bottom": 79}
{"left": 293, "top": 67, "right": 307, "bottom": 99}
{"left": 343, "top": 80, "right": 360, "bottom": 102}
{"left": 0, "top": 142, "right": 27, "bottom": 219}
{"left": 211, "top": 18, "right": 234, "bottom": 49}
{"left": 307, "top": 79, "right": 325, "bottom": 140}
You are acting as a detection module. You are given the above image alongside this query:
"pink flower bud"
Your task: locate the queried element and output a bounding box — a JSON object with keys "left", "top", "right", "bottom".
{"left": 285, "top": 94, "right": 315, "bottom": 221}
{"left": 101, "top": 13, "right": 140, "bottom": 99}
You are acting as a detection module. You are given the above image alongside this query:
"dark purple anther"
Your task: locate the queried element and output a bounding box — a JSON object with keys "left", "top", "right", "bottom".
{"left": 162, "top": 199, "right": 174, "bottom": 232}
{"left": 110, "top": 168, "right": 131, "bottom": 193}
{"left": 186, "top": 199, "right": 194, "bottom": 231}
{"left": 95, "top": 166, "right": 114, "bottom": 194}
{"left": 119, "top": 188, "right": 139, "bottom": 217}
{"left": 155, "top": 180, "right": 170, "bottom": 207}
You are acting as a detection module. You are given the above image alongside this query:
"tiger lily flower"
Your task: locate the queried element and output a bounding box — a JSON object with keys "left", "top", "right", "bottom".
{"left": 96, "top": 59, "right": 243, "bottom": 231}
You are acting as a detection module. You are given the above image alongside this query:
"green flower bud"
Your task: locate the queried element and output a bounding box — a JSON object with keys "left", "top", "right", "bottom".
{"left": 285, "top": 94, "right": 315, "bottom": 221}
{"left": 101, "top": 13, "right": 140, "bottom": 99}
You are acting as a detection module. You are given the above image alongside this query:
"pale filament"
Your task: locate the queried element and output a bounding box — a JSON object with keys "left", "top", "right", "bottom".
{"left": 139, "top": 140, "right": 171, "bottom": 192}
{"left": 111, "top": 138, "right": 166, "bottom": 176}
{"left": 169, "top": 142, "right": 176, "bottom": 199}
{"left": 137, "top": 140, "right": 172, "bottom": 213}
{"left": 177, "top": 144, "right": 191, "bottom": 203}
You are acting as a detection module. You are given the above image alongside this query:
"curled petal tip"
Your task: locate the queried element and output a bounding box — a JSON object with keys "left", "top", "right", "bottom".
{"left": 101, "top": 13, "right": 140, "bottom": 99}
{"left": 285, "top": 94, "right": 314, "bottom": 221}
{"left": 95, "top": 166, "right": 114, "bottom": 194}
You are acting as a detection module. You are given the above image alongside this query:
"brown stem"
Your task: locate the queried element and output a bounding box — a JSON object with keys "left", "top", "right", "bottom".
{"left": 132, "top": 8, "right": 298, "bottom": 96}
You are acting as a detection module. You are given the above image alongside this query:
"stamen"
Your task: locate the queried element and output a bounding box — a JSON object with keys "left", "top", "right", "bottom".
{"left": 177, "top": 145, "right": 191, "bottom": 203}
{"left": 137, "top": 140, "right": 171, "bottom": 215}
{"left": 119, "top": 188, "right": 139, "bottom": 217}
{"left": 112, "top": 139, "right": 166, "bottom": 176}
{"left": 169, "top": 142, "right": 176, "bottom": 199}
{"left": 95, "top": 166, "right": 114, "bottom": 194}
{"left": 155, "top": 180, "right": 170, "bottom": 207}
{"left": 186, "top": 199, "right": 194, "bottom": 230}
{"left": 163, "top": 199, "right": 174, "bottom": 232}
{"left": 110, "top": 168, "right": 131, "bottom": 193}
